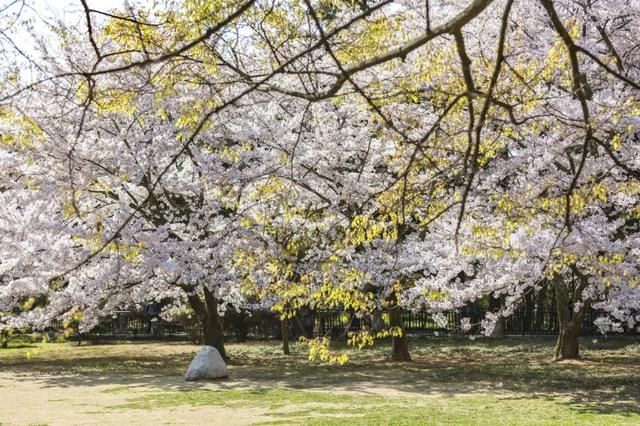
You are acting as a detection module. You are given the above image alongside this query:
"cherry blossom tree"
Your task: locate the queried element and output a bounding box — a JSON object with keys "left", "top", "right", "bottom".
{"left": 1, "top": 0, "right": 639, "bottom": 362}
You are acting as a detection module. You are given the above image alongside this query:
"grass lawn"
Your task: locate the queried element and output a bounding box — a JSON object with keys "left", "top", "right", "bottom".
{"left": 0, "top": 336, "right": 638, "bottom": 425}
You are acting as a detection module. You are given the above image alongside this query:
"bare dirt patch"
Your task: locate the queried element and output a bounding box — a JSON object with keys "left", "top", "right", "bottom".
{"left": 0, "top": 372, "right": 269, "bottom": 426}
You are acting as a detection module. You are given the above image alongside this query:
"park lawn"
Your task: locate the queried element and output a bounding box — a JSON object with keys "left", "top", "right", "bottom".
{"left": 0, "top": 337, "right": 638, "bottom": 425}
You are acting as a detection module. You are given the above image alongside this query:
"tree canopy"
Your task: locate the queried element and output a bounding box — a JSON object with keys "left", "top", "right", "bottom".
{"left": 1, "top": 0, "right": 639, "bottom": 359}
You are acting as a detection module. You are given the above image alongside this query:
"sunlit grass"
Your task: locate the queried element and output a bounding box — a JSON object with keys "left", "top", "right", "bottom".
{"left": 113, "top": 388, "right": 639, "bottom": 425}
{"left": 1, "top": 336, "right": 639, "bottom": 424}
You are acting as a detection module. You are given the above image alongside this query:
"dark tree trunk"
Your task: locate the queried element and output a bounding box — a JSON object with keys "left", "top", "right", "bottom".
{"left": 534, "top": 286, "right": 547, "bottom": 331}
{"left": 0, "top": 332, "right": 7, "bottom": 349}
{"left": 236, "top": 311, "right": 248, "bottom": 342}
{"left": 184, "top": 286, "right": 228, "bottom": 361}
{"left": 553, "top": 274, "right": 589, "bottom": 361}
{"left": 203, "top": 288, "right": 227, "bottom": 361}
{"left": 370, "top": 310, "right": 385, "bottom": 333}
{"left": 468, "top": 300, "right": 483, "bottom": 334}
{"left": 389, "top": 306, "right": 411, "bottom": 362}
{"left": 488, "top": 294, "right": 504, "bottom": 338}
{"left": 555, "top": 320, "right": 580, "bottom": 360}
{"left": 294, "top": 310, "right": 315, "bottom": 339}
{"left": 281, "top": 318, "right": 290, "bottom": 355}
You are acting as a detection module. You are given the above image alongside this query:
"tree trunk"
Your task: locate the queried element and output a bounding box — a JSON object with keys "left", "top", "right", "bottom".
{"left": 181, "top": 285, "right": 228, "bottom": 359}
{"left": 490, "top": 317, "right": 504, "bottom": 338}
{"left": 236, "top": 311, "right": 248, "bottom": 342}
{"left": 553, "top": 274, "right": 588, "bottom": 361}
{"left": 294, "top": 315, "right": 309, "bottom": 339}
{"left": 535, "top": 286, "right": 547, "bottom": 331}
{"left": 0, "top": 331, "right": 7, "bottom": 349}
{"left": 488, "top": 295, "right": 504, "bottom": 338}
{"left": 389, "top": 306, "right": 411, "bottom": 362}
{"left": 370, "top": 310, "right": 385, "bottom": 333}
{"left": 555, "top": 320, "right": 580, "bottom": 360}
{"left": 281, "top": 318, "right": 290, "bottom": 355}
{"left": 203, "top": 288, "right": 227, "bottom": 361}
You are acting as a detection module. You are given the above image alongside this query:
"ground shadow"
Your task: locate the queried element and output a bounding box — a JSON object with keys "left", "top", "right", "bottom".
{"left": 1, "top": 337, "right": 638, "bottom": 418}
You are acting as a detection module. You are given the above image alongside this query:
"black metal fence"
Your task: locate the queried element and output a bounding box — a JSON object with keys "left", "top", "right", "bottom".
{"left": 67, "top": 307, "right": 637, "bottom": 342}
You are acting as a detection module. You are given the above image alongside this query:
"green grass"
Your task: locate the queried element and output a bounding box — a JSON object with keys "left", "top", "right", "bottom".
{"left": 0, "top": 340, "right": 195, "bottom": 375}
{"left": 1, "top": 336, "right": 639, "bottom": 424}
{"left": 113, "top": 388, "right": 639, "bottom": 425}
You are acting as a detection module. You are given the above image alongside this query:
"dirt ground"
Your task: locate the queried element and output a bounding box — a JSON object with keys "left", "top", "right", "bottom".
{"left": 0, "top": 372, "right": 270, "bottom": 425}
{"left": 0, "top": 341, "right": 393, "bottom": 426}
{"left": 0, "top": 339, "right": 638, "bottom": 425}
{"left": 0, "top": 343, "right": 273, "bottom": 425}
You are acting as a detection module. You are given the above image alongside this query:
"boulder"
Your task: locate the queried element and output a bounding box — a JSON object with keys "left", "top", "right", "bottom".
{"left": 185, "top": 346, "right": 228, "bottom": 381}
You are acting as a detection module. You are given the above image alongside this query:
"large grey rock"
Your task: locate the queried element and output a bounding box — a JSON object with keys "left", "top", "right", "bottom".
{"left": 185, "top": 346, "right": 228, "bottom": 381}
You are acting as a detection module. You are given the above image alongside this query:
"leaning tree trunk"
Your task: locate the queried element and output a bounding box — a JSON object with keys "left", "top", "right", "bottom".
{"left": 553, "top": 275, "right": 589, "bottom": 361}
{"left": 389, "top": 306, "right": 411, "bottom": 362}
{"left": 185, "top": 286, "right": 228, "bottom": 361}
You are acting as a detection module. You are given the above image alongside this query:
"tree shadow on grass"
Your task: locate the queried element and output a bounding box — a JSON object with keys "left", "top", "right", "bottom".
{"left": 504, "top": 391, "right": 640, "bottom": 418}
{"left": 1, "top": 343, "right": 37, "bottom": 349}
{"left": 1, "top": 338, "right": 638, "bottom": 418}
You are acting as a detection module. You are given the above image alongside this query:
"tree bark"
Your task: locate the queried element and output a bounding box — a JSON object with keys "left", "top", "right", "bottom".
{"left": 555, "top": 320, "right": 580, "bottom": 360}
{"left": 488, "top": 294, "right": 504, "bottom": 338}
{"left": 281, "top": 318, "right": 290, "bottom": 355}
{"left": 184, "top": 285, "right": 228, "bottom": 360}
{"left": 389, "top": 306, "right": 411, "bottom": 362}
{"left": 553, "top": 274, "right": 588, "bottom": 360}
{"left": 203, "top": 288, "right": 227, "bottom": 361}
{"left": 534, "top": 286, "right": 547, "bottom": 331}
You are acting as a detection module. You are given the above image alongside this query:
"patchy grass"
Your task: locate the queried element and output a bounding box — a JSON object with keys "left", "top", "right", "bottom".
{"left": 113, "top": 388, "right": 639, "bottom": 425}
{"left": 1, "top": 336, "right": 639, "bottom": 424}
{"left": 0, "top": 340, "right": 196, "bottom": 375}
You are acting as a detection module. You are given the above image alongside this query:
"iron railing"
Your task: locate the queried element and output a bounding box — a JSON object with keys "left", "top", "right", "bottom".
{"left": 57, "top": 307, "right": 638, "bottom": 341}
